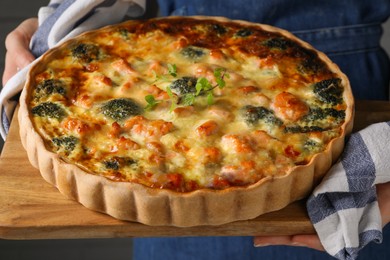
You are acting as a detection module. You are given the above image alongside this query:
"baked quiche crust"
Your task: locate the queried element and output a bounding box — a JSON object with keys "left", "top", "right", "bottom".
{"left": 19, "top": 16, "right": 354, "bottom": 227}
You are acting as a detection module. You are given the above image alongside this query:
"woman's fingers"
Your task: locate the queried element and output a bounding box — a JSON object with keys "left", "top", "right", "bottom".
{"left": 253, "top": 234, "right": 325, "bottom": 251}
{"left": 291, "top": 234, "right": 325, "bottom": 251}
{"left": 376, "top": 182, "right": 390, "bottom": 226}
{"left": 2, "top": 18, "right": 38, "bottom": 85}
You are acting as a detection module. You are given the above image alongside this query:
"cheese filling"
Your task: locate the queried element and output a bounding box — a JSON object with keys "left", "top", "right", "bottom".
{"left": 28, "top": 18, "right": 347, "bottom": 192}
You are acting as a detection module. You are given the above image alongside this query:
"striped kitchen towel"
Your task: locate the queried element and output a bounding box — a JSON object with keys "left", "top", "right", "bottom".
{"left": 0, "top": 0, "right": 145, "bottom": 139}
{"left": 307, "top": 121, "right": 390, "bottom": 260}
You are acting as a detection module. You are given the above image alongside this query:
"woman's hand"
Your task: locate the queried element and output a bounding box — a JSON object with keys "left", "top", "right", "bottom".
{"left": 253, "top": 182, "right": 390, "bottom": 250}
{"left": 253, "top": 234, "right": 325, "bottom": 251}
{"left": 2, "top": 18, "right": 38, "bottom": 85}
{"left": 376, "top": 182, "right": 390, "bottom": 225}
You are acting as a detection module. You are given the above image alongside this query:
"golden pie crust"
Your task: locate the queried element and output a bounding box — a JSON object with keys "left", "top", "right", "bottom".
{"left": 18, "top": 16, "right": 354, "bottom": 227}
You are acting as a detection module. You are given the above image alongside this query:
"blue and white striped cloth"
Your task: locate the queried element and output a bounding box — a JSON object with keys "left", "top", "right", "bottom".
{"left": 307, "top": 122, "right": 390, "bottom": 259}
{"left": 0, "top": 1, "right": 389, "bottom": 259}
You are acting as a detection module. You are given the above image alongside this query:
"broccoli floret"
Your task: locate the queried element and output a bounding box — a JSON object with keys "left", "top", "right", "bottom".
{"left": 103, "top": 160, "right": 120, "bottom": 170}
{"left": 208, "top": 23, "right": 227, "bottom": 35}
{"left": 169, "top": 77, "right": 198, "bottom": 96}
{"left": 263, "top": 37, "right": 293, "bottom": 50}
{"left": 103, "top": 156, "right": 136, "bottom": 170}
{"left": 34, "top": 79, "right": 66, "bottom": 100}
{"left": 299, "top": 60, "right": 323, "bottom": 75}
{"left": 71, "top": 43, "right": 100, "bottom": 63}
{"left": 303, "top": 139, "right": 322, "bottom": 152}
{"left": 101, "top": 98, "right": 142, "bottom": 121}
{"left": 52, "top": 136, "right": 78, "bottom": 153}
{"left": 180, "top": 46, "right": 205, "bottom": 60}
{"left": 285, "top": 107, "right": 345, "bottom": 133}
{"left": 284, "top": 125, "right": 325, "bottom": 133}
{"left": 302, "top": 107, "right": 326, "bottom": 121}
{"left": 235, "top": 28, "right": 253, "bottom": 37}
{"left": 242, "top": 105, "right": 283, "bottom": 126}
{"left": 313, "top": 78, "right": 343, "bottom": 105}
{"left": 303, "top": 107, "right": 345, "bottom": 122}
{"left": 31, "top": 102, "right": 66, "bottom": 120}
{"left": 118, "top": 27, "right": 130, "bottom": 40}
{"left": 326, "top": 108, "right": 346, "bottom": 120}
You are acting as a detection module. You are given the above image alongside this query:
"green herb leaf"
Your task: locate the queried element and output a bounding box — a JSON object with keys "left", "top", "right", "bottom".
{"left": 152, "top": 64, "right": 177, "bottom": 84}
{"left": 195, "top": 77, "right": 212, "bottom": 95}
{"left": 145, "top": 94, "right": 156, "bottom": 103}
{"left": 214, "top": 68, "right": 223, "bottom": 78}
{"left": 166, "top": 86, "right": 177, "bottom": 112}
{"left": 166, "top": 86, "right": 174, "bottom": 98}
{"left": 207, "top": 92, "right": 214, "bottom": 105}
{"left": 182, "top": 93, "right": 196, "bottom": 106}
{"left": 151, "top": 70, "right": 166, "bottom": 84}
{"left": 214, "top": 68, "right": 229, "bottom": 88}
{"left": 216, "top": 78, "right": 225, "bottom": 88}
{"left": 168, "top": 63, "right": 177, "bottom": 77}
{"left": 144, "top": 95, "right": 159, "bottom": 111}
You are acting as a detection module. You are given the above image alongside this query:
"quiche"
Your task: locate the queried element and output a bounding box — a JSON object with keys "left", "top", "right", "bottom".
{"left": 18, "top": 16, "right": 354, "bottom": 227}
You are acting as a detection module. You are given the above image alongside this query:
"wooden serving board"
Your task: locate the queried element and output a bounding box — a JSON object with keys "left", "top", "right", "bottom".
{"left": 1, "top": 100, "right": 389, "bottom": 240}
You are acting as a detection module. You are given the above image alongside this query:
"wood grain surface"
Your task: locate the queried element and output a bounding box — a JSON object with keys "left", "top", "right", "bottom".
{"left": 1, "top": 100, "right": 390, "bottom": 240}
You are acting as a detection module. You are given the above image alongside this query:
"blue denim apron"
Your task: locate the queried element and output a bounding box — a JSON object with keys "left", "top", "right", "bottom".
{"left": 134, "top": 1, "right": 390, "bottom": 259}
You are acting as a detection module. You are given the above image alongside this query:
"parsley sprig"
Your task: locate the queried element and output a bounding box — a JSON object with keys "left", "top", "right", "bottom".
{"left": 179, "top": 68, "right": 229, "bottom": 107}
{"left": 146, "top": 64, "right": 229, "bottom": 111}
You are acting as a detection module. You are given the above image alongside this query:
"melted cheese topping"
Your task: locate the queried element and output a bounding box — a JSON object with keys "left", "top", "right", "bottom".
{"left": 28, "top": 17, "right": 347, "bottom": 192}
